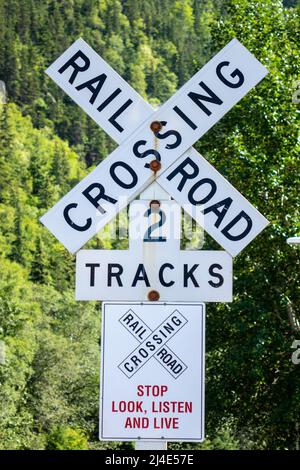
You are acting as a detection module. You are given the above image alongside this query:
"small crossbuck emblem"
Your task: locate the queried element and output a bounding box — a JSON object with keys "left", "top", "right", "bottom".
{"left": 118, "top": 309, "right": 188, "bottom": 379}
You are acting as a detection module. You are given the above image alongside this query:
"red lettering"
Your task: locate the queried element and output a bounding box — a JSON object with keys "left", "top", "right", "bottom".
{"left": 125, "top": 417, "right": 149, "bottom": 428}
{"left": 136, "top": 385, "right": 169, "bottom": 397}
{"left": 112, "top": 400, "right": 143, "bottom": 412}
{"left": 153, "top": 417, "right": 179, "bottom": 429}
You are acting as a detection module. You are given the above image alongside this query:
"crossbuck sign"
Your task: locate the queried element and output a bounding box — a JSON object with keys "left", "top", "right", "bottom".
{"left": 118, "top": 308, "right": 188, "bottom": 379}
{"left": 41, "top": 38, "right": 269, "bottom": 256}
{"left": 41, "top": 37, "right": 270, "bottom": 446}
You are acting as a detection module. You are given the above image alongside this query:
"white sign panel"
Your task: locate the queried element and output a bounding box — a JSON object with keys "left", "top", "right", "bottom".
{"left": 128, "top": 200, "right": 181, "bottom": 253}
{"left": 158, "top": 148, "right": 269, "bottom": 257}
{"left": 41, "top": 38, "right": 268, "bottom": 254}
{"left": 75, "top": 249, "right": 232, "bottom": 302}
{"left": 46, "top": 38, "right": 152, "bottom": 145}
{"left": 100, "top": 302, "right": 205, "bottom": 441}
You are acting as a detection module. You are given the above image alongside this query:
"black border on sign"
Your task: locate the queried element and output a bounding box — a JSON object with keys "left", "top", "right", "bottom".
{"left": 100, "top": 301, "right": 205, "bottom": 442}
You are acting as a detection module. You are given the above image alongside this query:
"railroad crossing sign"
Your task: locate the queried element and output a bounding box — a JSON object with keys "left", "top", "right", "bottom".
{"left": 100, "top": 302, "right": 205, "bottom": 441}
{"left": 75, "top": 198, "right": 232, "bottom": 302}
{"left": 118, "top": 307, "right": 188, "bottom": 379}
{"left": 40, "top": 37, "right": 270, "bottom": 448}
{"left": 40, "top": 38, "right": 269, "bottom": 256}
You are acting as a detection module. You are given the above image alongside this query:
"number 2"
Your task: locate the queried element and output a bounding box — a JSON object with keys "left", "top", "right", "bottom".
{"left": 143, "top": 207, "right": 166, "bottom": 242}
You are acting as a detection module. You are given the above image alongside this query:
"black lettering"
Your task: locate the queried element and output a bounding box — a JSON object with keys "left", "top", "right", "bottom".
{"left": 145, "top": 341, "right": 156, "bottom": 352}
{"left": 124, "top": 362, "right": 134, "bottom": 372}
{"left": 123, "top": 312, "right": 134, "bottom": 325}
{"left": 85, "top": 263, "right": 100, "bottom": 287}
{"left": 137, "top": 327, "right": 146, "bottom": 339}
{"left": 203, "top": 197, "right": 233, "bottom": 228}
{"left": 188, "top": 178, "right": 217, "bottom": 205}
{"left": 131, "top": 355, "right": 141, "bottom": 367}
{"left": 208, "top": 263, "right": 224, "bottom": 287}
{"left": 63, "top": 203, "right": 92, "bottom": 231}
{"left": 172, "top": 364, "right": 183, "bottom": 374}
{"left": 75, "top": 74, "right": 107, "bottom": 104}
{"left": 154, "top": 121, "right": 182, "bottom": 149}
{"left": 139, "top": 348, "right": 148, "bottom": 359}
{"left": 221, "top": 210, "right": 253, "bottom": 241}
{"left": 164, "top": 322, "right": 175, "bottom": 334}
{"left": 159, "top": 263, "right": 175, "bottom": 287}
{"left": 110, "top": 161, "right": 138, "bottom": 189}
{"left": 188, "top": 81, "right": 223, "bottom": 116}
{"left": 216, "top": 61, "right": 244, "bottom": 88}
{"left": 129, "top": 321, "right": 138, "bottom": 331}
{"left": 153, "top": 334, "right": 163, "bottom": 345}
{"left": 184, "top": 264, "right": 199, "bottom": 287}
{"left": 166, "top": 157, "right": 199, "bottom": 191}
{"left": 156, "top": 348, "right": 167, "bottom": 360}
{"left": 97, "top": 88, "right": 122, "bottom": 112}
{"left": 107, "top": 263, "right": 123, "bottom": 287}
{"left": 132, "top": 264, "right": 150, "bottom": 287}
{"left": 133, "top": 140, "right": 161, "bottom": 169}
{"left": 173, "top": 106, "right": 197, "bottom": 130}
{"left": 82, "top": 183, "right": 117, "bottom": 214}
{"left": 171, "top": 316, "right": 182, "bottom": 327}
{"left": 162, "top": 353, "right": 172, "bottom": 363}
{"left": 109, "top": 99, "right": 133, "bottom": 132}
{"left": 58, "top": 50, "right": 90, "bottom": 84}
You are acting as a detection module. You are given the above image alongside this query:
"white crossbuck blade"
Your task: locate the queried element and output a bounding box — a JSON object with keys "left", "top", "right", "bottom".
{"left": 41, "top": 38, "right": 269, "bottom": 256}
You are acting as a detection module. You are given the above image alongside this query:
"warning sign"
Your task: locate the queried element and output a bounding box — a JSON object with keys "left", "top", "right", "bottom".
{"left": 100, "top": 302, "right": 205, "bottom": 441}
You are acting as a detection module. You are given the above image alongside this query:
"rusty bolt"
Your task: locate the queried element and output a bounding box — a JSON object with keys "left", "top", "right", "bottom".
{"left": 148, "top": 290, "right": 160, "bottom": 301}
{"left": 150, "top": 121, "right": 163, "bottom": 133}
{"left": 149, "top": 159, "right": 161, "bottom": 172}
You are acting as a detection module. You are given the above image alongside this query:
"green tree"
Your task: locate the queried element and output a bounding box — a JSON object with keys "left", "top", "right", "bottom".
{"left": 46, "top": 427, "right": 89, "bottom": 450}
{"left": 197, "top": 0, "right": 300, "bottom": 449}
{"left": 0, "top": 0, "right": 299, "bottom": 450}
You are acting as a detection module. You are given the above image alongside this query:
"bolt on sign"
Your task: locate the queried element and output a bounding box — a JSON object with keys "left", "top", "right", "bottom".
{"left": 100, "top": 302, "right": 205, "bottom": 441}
{"left": 41, "top": 38, "right": 268, "bottom": 256}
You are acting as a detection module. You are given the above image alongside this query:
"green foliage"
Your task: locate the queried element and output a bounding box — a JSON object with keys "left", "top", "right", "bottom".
{"left": 197, "top": 0, "right": 300, "bottom": 450}
{"left": 0, "top": 0, "right": 219, "bottom": 166}
{"left": 169, "top": 423, "right": 240, "bottom": 450}
{"left": 46, "top": 427, "right": 88, "bottom": 450}
{"left": 0, "top": 102, "right": 101, "bottom": 449}
{"left": 0, "top": 0, "right": 299, "bottom": 451}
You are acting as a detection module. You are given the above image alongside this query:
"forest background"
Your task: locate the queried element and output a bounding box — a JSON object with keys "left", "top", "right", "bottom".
{"left": 0, "top": 0, "right": 299, "bottom": 450}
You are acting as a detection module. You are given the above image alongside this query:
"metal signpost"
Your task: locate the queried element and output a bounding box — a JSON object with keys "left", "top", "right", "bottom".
{"left": 40, "top": 37, "right": 269, "bottom": 450}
